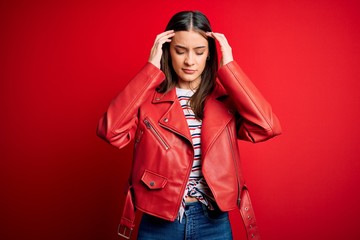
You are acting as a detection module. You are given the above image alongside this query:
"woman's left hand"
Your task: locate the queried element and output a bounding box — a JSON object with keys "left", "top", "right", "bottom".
{"left": 206, "top": 32, "right": 233, "bottom": 66}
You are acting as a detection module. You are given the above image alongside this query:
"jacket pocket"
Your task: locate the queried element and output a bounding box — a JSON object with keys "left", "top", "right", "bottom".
{"left": 143, "top": 117, "right": 170, "bottom": 150}
{"left": 141, "top": 169, "right": 168, "bottom": 190}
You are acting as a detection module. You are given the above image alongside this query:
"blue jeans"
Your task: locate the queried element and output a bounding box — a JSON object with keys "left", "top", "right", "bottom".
{"left": 137, "top": 202, "right": 233, "bottom": 240}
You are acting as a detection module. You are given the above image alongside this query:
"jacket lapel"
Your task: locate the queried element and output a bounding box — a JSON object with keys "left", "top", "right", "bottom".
{"left": 201, "top": 84, "right": 233, "bottom": 159}
{"left": 152, "top": 89, "right": 192, "bottom": 143}
{"left": 151, "top": 84, "right": 233, "bottom": 154}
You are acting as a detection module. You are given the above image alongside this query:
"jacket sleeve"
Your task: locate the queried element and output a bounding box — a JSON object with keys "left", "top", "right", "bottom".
{"left": 217, "top": 61, "right": 282, "bottom": 142}
{"left": 97, "top": 62, "right": 165, "bottom": 148}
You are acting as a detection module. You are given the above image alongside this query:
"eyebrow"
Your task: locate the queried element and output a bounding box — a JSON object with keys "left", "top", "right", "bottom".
{"left": 174, "top": 45, "right": 206, "bottom": 50}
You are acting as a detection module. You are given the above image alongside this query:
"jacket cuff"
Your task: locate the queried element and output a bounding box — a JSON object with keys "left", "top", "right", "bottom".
{"left": 217, "top": 60, "right": 237, "bottom": 78}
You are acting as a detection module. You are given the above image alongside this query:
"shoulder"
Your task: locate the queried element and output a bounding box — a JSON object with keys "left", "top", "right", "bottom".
{"left": 211, "top": 80, "right": 228, "bottom": 100}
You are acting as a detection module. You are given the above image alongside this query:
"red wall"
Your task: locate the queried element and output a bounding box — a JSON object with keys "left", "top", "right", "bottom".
{"left": 1, "top": 0, "right": 360, "bottom": 239}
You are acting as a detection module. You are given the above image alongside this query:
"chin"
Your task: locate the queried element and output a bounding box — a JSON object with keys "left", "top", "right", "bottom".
{"left": 180, "top": 75, "right": 200, "bottom": 83}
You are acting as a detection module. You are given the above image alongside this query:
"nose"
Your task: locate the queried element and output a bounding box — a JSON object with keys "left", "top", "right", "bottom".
{"left": 184, "top": 53, "right": 195, "bottom": 66}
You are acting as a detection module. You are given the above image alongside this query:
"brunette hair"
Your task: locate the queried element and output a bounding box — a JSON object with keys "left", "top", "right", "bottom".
{"left": 158, "top": 11, "right": 218, "bottom": 119}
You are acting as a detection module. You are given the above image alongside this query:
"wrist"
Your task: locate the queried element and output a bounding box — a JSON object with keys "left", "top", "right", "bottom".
{"left": 148, "top": 60, "right": 160, "bottom": 69}
{"left": 222, "top": 57, "right": 234, "bottom": 66}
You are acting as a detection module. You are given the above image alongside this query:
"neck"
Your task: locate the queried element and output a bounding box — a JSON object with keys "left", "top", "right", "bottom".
{"left": 176, "top": 79, "right": 200, "bottom": 90}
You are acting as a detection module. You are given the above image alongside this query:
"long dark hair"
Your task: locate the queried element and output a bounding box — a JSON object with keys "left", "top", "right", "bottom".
{"left": 158, "top": 11, "right": 218, "bottom": 120}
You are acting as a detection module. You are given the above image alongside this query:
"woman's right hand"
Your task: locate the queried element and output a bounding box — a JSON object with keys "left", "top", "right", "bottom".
{"left": 148, "top": 30, "right": 175, "bottom": 69}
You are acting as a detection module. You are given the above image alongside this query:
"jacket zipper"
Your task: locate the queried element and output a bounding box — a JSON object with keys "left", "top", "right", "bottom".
{"left": 227, "top": 126, "right": 241, "bottom": 207}
{"left": 144, "top": 118, "right": 170, "bottom": 150}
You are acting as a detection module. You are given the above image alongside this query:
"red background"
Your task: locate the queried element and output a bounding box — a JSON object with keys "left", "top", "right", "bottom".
{"left": 1, "top": 0, "right": 360, "bottom": 239}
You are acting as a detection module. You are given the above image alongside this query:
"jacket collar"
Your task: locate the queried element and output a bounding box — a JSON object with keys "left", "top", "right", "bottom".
{"left": 152, "top": 89, "right": 177, "bottom": 103}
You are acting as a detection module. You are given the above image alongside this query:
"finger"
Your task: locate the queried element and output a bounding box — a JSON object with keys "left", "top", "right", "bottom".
{"left": 156, "top": 34, "right": 174, "bottom": 48}
{"left": 157, "top": 38, "right": 172, "bottom": 47}
{"left": 205, "top": 32, "right": 214, "bottom": 38}
{"left": 211, "top": 32, "right": 229, "bottom": 45}
{"left": 156, "top": 30, "right": 174, "bottom": 38}
{"left": 207, "top": 32, "right": 226, "bottom": 46}
{"left": 154, "top": 34, "right": 175, "bottom": 48}
{"left": 155, "top": 30, "right": 175, "bottom": 41}
{"left": 151, "top": 35, "right": 173, "bottom": 56}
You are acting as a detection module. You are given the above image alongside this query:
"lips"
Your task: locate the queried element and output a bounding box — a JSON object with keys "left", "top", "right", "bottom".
{"left": 182, "top": 69, "right": 196, "bottom": 74}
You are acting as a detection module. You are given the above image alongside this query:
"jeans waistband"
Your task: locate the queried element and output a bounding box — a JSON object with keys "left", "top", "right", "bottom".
{"left": 184, "top": 201, "right": 206, "bottom": 214}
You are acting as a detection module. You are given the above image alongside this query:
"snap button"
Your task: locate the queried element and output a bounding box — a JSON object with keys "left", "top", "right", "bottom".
{"left": 245, "top": 207, "right": 249, "bottom": 211}
{"left": 163, "top": 118, "right": 169, "bottom": 123}
{"left": 149, "top": 181, "right": 155, "bottom": 187}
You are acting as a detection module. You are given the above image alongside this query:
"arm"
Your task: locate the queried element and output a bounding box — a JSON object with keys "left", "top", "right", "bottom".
{"left": 97, "top": 30, "right": 175, "bottom": 148}
{"left": 97, "top": 63, "right": 164, "bottom": 148}
{"left": 208, "top": 32, "right": 281, "bottom": 142}
{"left": 218, "top": 61, "right": 281, "bottom": 142}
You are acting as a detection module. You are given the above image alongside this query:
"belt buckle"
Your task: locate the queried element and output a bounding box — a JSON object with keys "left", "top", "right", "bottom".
{"left": 118, "top": 224, "right": 133, "bottom": 239}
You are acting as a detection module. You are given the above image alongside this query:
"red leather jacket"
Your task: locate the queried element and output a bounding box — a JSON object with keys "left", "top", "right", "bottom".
{"left": 97, "top": 61, "right": 281, "bottom": 238}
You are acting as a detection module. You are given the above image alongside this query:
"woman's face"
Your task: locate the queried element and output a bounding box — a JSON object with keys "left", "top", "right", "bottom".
{"left": 169, "top": 30, "right": 209, "bottom": 89}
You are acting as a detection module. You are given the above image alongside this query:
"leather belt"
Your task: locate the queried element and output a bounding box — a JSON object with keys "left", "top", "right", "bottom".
{"left": 117, "top": 185, "right": 135, "bottom": 239}
{"left": 239, "top": 185, "right": 261, "bottom": 239}
{"left": 117, "top": 185, "right": 261, "bottom": 240}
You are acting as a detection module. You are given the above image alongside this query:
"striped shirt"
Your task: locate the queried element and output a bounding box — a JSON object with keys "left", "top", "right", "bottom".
{"left": 176, "top": 88, "right": 215, "bottom": 222}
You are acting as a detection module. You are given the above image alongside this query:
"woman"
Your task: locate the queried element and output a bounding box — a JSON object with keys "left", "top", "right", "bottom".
{"left": 97, "top": 11, "right": 281, "bottom": 240}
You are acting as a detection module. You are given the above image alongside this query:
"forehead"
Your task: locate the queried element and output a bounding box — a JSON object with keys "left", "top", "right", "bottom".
{"left": 171, "top": 30, "right": 208, "bottom": 48}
